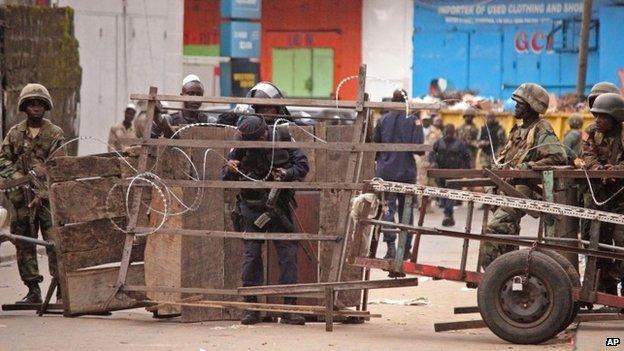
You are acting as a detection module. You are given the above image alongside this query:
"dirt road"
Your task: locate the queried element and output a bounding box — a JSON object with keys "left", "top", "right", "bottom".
{"left": 0, "top": 206, "right": 582, "bottom": 350}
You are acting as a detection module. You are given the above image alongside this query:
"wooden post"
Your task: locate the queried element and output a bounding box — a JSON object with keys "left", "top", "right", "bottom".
{"left": 106, "top": 86, "right": 158, "bottom": 309}
{"left": 324, "top": 287, "right": 334, "bottom": 332}
{"left": 459, "top": 201, "right": 474, "bottom": 279}
{"left": 576, "top": 0, "right": 593, "bottom": 97}
{"left": 581, "top": 220, "right": 600, "bottom": 302}
{"left": 410, "top": 195, "right": 428, "bottom": 263}
{"left": 393, "top": 195, "right": 413, "bottom": 272}
{"left": 475, "top": 204, "right": 490, "bottom": 273}
{"left": 542, "top": 170, "right": 555, "bottom": 240}
{"left": 328, "top": 65, "right": 368, "bottom": 283}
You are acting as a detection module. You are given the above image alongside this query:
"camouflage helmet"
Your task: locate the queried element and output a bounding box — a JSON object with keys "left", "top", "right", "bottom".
{"left": 588, "top": 81, "right": 620, "bottom": 108}
{"left": 511, "top": 83, "right": 549, "bottom": 114}
{"left": 463, "top": 107, "right": 477, "bottom": 117}
{"left": 590, "top": 93, "right": 624, "bottom": 123}
{"left": 568, "top": 113, "right": 583, "bottom": 129}
{"left": 18, "top": 83, "right": 53, "bottom": 112}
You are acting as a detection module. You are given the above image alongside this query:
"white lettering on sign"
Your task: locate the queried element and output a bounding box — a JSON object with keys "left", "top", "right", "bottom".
{"left": 233, "top": 31, "right": 248, "bottom": 39}
{"left": 236, "top": 0, "right": 257, "bottom": 4}
{"left": 239, "top": 41, "right": 253, "bottom": 50}
{"left": 437, "top": 1, "right": 584, "bottom": 21}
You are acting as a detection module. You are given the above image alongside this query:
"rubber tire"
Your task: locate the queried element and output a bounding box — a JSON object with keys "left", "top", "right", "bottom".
{"left": 478, "top": 250, "right": 574, "bottom": 344}
{"left": 538, "top": 249, "right": 581, "bottom": 331}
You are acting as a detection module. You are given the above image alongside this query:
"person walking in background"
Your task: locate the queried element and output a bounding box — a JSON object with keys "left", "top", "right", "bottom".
{"left": 373, "top": 89, "right": 425, "bottom": 260}
{"left": 429, "top": 124, "right": 472, "bottom": 226}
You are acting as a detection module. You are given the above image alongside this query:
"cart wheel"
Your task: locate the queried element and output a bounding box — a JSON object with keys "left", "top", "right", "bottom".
{"left": 477, "top": 250, "right": 573, "bottom": 344}
{"left": 538, "top": 249, "right": 580, "bottom": 331}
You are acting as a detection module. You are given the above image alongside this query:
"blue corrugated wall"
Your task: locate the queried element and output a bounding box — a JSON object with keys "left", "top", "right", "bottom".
{"left": 412, "top": 2, "right": 624, "bottom": 99}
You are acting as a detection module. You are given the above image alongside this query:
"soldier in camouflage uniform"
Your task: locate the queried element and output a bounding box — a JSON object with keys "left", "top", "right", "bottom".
{"left": 481, "top": 83, "right": 567, "bottom": 269}
{"left": 477, "top": 112, "right": 507, "bottom": 169}
{"left": 0, "top": 83, "right": 65, "bottom": 303}
{"left": 563, "top": 114, "right": 584, "bottom": 161}
{"left": 457, "top": 108, "right": 480, "bottom": 166}
{"left": 578, "top": 92, "right": 624, "bottom": 294}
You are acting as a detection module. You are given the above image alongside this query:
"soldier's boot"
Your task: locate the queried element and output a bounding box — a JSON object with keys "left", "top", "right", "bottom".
{"left": 281, "top": 297, "right": 305, "bottom": 325}
{"left": 240, "top": 310, "right": 261, "bottom": 325}
{"left": 280, "top": 313, "right": 306, "bottom": 325}
{"left": 241, "top": 296, "right": 261, "bottom": 325}
{"left": 16, "top": 281, "right": 42, "bottom": 304}
{"left": 442, "top": 216, "right": 455, "bottom": 227}
{"left": 383, "top": 242, "right": 396, "bottom": 259}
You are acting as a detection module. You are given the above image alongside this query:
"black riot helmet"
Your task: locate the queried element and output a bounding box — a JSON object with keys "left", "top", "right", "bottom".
{"left": 246, "top": 81, "right": 290, "bottom": 118}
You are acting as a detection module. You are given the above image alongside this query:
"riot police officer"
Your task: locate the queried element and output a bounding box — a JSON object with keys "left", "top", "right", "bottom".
{"left": 222, "top": 115, "right": 309, "bottom": 325}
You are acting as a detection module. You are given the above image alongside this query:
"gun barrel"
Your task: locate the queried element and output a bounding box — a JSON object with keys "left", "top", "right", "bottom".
{"left": 0, "top": 233, "right": 54, "bottom": 248}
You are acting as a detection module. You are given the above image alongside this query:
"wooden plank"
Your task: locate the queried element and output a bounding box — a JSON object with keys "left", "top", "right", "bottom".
{"left": 147, "top": 180, "right": 363, "bottom": 190}
{"left": 222, "top": 188, "right": 244, "bottom": 320}
{"left": 129, "top": 93, "right": 442, "bottom": 111}
{"left": 315, "top": 123, "right": 328, "bottom": 182}
{"left": 64, "top": 264, "right": 145, "bottom": 315}
{"left": 136, "top": 228, "right": 340, "bottom": 241}
{"left": 144, "top": 186, "right": 184, "bottom": 316}
{"left": 121, "top": 138, "right": 432, "bottom": 152}
{"left": 147, "top": 300, "right": 380, "bottom": 318}
{"left": 181, "top": 126, "right": 227, "bottom": 322}
{"left": 238, "top": 278, "right": 419, "bottom": 295}
{"left": 327, "top": 66, "right": 368, "bottom": 307}
{"left": 107, "top": 86, "right": 157, "bottom": 311}
{"left": 290, "top": 125, "right": 316, "bottom": 181}
{"left": 47, "top": 155, "right": 121, "bottom": 183}
{"left": 49, "top": 178, "right": 126, "bottom": 226}
{"left": 56, "top": 218, "right": 144, "bottom": 271}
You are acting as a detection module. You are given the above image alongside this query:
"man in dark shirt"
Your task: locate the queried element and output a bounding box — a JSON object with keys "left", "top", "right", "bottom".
{"left": 222, "top": 115, "right": 309, "bottom": 326}
{"left": 373, "top": 89, "right": 425, "bottom": 259}
{"left": 429, "top": 124, "right": 472, "bottom": 226}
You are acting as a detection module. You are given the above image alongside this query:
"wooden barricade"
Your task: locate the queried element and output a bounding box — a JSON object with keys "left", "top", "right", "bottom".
{"left": 47, "top": 154, "right": 151, "bottom": 316}
{"left": 44, "top": 64, "right": 436, "bottom": 321}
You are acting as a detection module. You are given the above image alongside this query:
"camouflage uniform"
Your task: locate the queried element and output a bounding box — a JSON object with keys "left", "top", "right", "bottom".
{"left": 580, "top": 124, "right": 624, "bottom": 291}
{"left": 482, "top": 83, "right": 567, "bottom": 268}
{"left": 580, "top": 93, "right": 624, "bottom": 293}
{"left": 478, "top": 121, "right": 507, "bottom": 169}
{"left": 457, "top": 122, "right": 479, "bottom": 166}
{"left": 0, "top": 118, "right": 64, "bottom": 283}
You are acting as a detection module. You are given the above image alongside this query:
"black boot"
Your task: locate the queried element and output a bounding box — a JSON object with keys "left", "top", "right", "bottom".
{"left": 280, "top": 313, "right": 306, "bottom": 325}
{"left": 241, "top": 310, "right": 261, "bottom": 325}
{"left": 383, "top": 242, "right": 396, "bottom": 259}
{"left": 281, "top": 298, "right": 305, "bottom": 325}
{"left": 16, "top": 281, "right": 42, "bottom": 304}
{"left": 442, "top": 216, "right": 455, "bottom": 227}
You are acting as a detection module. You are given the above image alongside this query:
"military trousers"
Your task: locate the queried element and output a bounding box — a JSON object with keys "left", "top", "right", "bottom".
{"left": 12, "top": 199, "right": 58, "bottom": 284}
{"left": 240, "top": 216, "right": 298, "bottom": 304}
{"left": 481, "top": 185, "right": 535, "bottom": 270}
{"left": 581, "top": 184, "right": 624, "bottom": 292}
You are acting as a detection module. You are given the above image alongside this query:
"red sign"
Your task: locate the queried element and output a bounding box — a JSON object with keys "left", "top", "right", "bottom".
{"left": 514, "top": 31, "right": 554, "bottom": 54}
